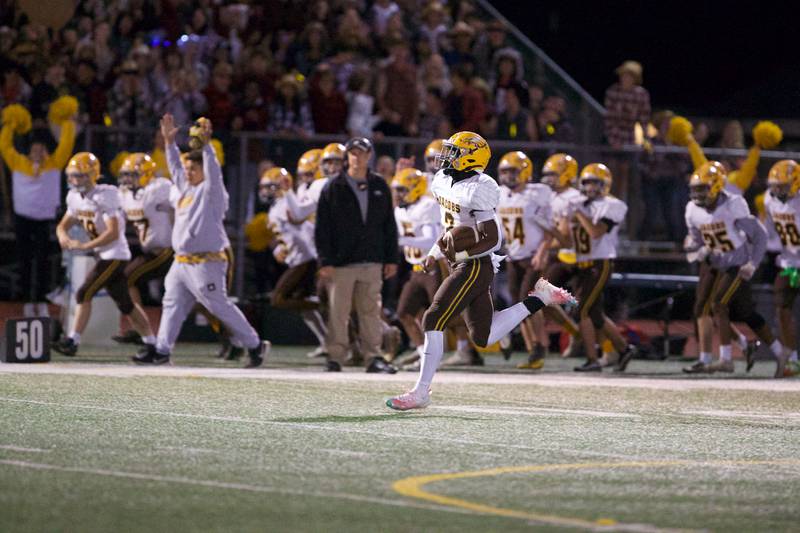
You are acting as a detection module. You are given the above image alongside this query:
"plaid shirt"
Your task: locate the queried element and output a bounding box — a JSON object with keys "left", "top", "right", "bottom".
{"left": 603, "top": 82, "right": 650, "bottom": 146}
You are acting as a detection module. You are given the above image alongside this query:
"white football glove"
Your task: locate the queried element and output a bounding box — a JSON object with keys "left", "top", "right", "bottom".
{"left": 738, "top": 261, "right": 756, "bottom": 281}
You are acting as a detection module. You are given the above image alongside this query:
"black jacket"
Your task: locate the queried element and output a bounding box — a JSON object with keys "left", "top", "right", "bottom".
{"left": 315, "top": 171, "right": 399, "bottom": 267}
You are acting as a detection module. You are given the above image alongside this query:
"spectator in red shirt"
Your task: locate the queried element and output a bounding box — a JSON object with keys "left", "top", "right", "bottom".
{"left": 309, "top": 64, "right": 347, "bottom": 134}
{"left": 375, "top": 40, "right": 419, "bottom": 137}
{"left": 203, "top": 62, "right": 236, "bottom": 131}
{"left": 444, "top": 66, "right": 487, "bottom": 134}
{"left": 604, "top": 60, "right": 650, "bottom": 148}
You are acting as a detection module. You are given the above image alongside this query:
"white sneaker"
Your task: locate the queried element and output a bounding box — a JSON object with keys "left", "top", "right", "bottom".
{"left": 306, "top": 346, "right": 328, "bottom": 358}
{"left": 386, "top": 389, "right": 431, "bottom": 411}
{"left": 36, "top": 302, "right": 50, "bottom": 317}
{"left": 23, "top": 303, "right": 35, "bottom": 317}
{"left": 530, "top": 278, "right": 577, "bottom": 307}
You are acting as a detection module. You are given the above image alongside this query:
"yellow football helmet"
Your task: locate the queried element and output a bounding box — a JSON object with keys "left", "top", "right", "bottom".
{"left": 579, "top": 163, "right": 612, "bottom": 199}
{"left": 321, "top": 143, "right": 345, "bottom": 179}
{"left": 437, "top": 131, "right": 491, "bottom": 172}
{"left": 120, "top": 152, "right": 157, "bottom": 189}
{"left": 297, "top": 148, "right": 323, "bottom": 182}
{"left": 424, "top": 139, "right": 445, "bottom": 172}
{"left": 498, "top": 151, "right": 532, "bottom": 188}
{"left": 542, "top": 153, "right": 578, "bottom": 189}
{"left": 66, "top": 152, "right": 100, "bottom": 192}
{"left": 259, "top": 167, "right": 292, "bottom": 202}
{"left": 767, "top": 159, "right": 800, "bottom": 200}
{"left": 689, "top": 161, "right": 726, "bottom": 206}
{"left": 391, "top": 168, "right": 427, "bottom": 207}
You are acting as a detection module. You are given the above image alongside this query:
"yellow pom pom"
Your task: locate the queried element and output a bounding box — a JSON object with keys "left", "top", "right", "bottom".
{"left": 1, "top": 104, "right": 32, "bottom": 135}
{"left": 752, "top": 121, "right": 782, "bottom": 149}
{"left": 210, "top": 138, "right": 225, "bottom": 166}
{"left": 109, "top": 151, "right": 130, "bottom": 178}
{"left": 245, "top": 212, "right": 274, "bottom": 252}
{"left": 47, "top": 95, "right": 79, "bottom": 125}
{"left": 667, "top": 116, "right": 693, "bottom": 146}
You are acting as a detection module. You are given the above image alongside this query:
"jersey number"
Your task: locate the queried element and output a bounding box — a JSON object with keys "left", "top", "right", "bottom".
{"left": 133, "top": 219, "right": 149, "bottom": 243}
{"left": 82, "top": 219, "right": 98, "bottom": 239}
{"left": 572, "top": 225, "right": 591, "bottom": 254}
{"left": 701, "top": 229, "right": 734, "bottom": 252}
{"left": 443, "top": 212, "right": 455, "bottom": 231}
{"left": 401, "top": 222, "right": 423, "bottom": 260}
{"left": 501, "top": 217, "right": 525, "bottom": 245}
{"left": 774, "top": 222, "right": 800, "bottom": 247}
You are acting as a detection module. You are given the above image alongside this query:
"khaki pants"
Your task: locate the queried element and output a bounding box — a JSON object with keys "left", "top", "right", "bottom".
{"left": 327, "top": 263, "right": 383, "bottom": 364}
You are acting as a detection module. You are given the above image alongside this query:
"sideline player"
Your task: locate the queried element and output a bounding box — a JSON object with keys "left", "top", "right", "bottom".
{"left": 497, "top": 151, "right": 553, "bottom": 368}
{"left": 386, "top": 131, "right": 576, "bottom": 410}
{"left": 683, "top": 161, "right": 788, "bottom": 377}
{"left": 764, "top": 160, "right": 800, "bottom": 376}
{"left": 260, "top": 166, "right": 328, "bottom": 356}
{"left": 134, "top": 114, "right": 268, "bottom": 367}
{"left": 540, "top": 153, "right": 583, "bottom": 356}
{"left": 565, "top": 164, "right": 638, "bottom": 372}
{"left": 114, "top": 153, "right": 174, "bottom": 343}
{"left": 52, "top": 152, "right": 157, "bottom": 356}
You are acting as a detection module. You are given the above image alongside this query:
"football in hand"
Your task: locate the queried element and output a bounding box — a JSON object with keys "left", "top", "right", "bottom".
{"left": 440, "top": 225, "right": 479, "bottom": 261}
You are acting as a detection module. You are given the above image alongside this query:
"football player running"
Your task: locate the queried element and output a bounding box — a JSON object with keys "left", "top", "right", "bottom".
{"left": 496, "top": 151, "right": 553, "bottom": 369}
{"left": 386, "top": 132, "right": 576, "bottom": 410}
{"left": 539, "top": 153, "right": 583, "bottom": 356}
{"left": 260, "top": 166, "right": 328, "bottom": 357}
{"left": 683, "top": 161, "right": 788, "bottom": 377}
{"left": 114, "top": 153, "right": 174, "bottom": 344}
{"left": 53, "top": 152, "right": 158, "bottom": 356}
{"left": 760, "top": 160, "right": 800, "bottom": 376}
{"left": 565, "top": 164, "right": 639, "bottom": 372}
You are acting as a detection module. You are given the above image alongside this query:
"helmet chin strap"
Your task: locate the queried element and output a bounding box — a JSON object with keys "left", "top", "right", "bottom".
{"left": 444, "top": 167, "right": 478, "bottom": 182}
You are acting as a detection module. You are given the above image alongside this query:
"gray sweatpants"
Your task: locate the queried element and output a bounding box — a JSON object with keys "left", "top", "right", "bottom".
{"left": 156, "top": 260, "right": 259, "bottom": 354}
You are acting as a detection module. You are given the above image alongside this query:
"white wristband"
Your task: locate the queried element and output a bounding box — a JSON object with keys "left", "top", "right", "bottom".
{"left": 454, "top": 250, "right": 470, "bottom": 262}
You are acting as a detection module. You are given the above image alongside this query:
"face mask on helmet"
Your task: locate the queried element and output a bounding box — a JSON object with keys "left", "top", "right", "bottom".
{"left": 498, "top": 166, "right": 520, "bottom": 188}
{"left": 297, "top": 170, "right": 315, "bottom": 185}
{"left": 580, "top": 178, "right": 604, "bottom": 200}
{"left": 541, "top": 171, "right": 558, "bottom": 189}
{"left": 769, "top": 182, "right": 791, "bottom": 202}
{"left": 690, "top": 184, "right": 711, "bottom": 206}
{"left": 435, "top": 142, "right": 459, "bottom": 171}
{"left": 392, "top": 185, "right": 410, "bottom": 207}
{"left": 67, "top": 171, "right": 92, "bottom": 193}
{"left": 321, "top": 157, "right": 343, "bottom": 179}
{"left": 119, "top": 170, "right": 141, "bottom": 190}
{"left": 258, "top": 182, "right": 280, "bottom": 203}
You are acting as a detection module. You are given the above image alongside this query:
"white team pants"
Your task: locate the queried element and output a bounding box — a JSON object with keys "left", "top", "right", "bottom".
{"left": 156, "top": 260, "right": 259, "bottom": 354}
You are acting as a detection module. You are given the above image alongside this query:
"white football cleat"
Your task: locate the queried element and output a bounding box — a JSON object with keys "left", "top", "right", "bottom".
{"left": 530, "top": 278, "right": 577, "bottom": 307}
{"left": 386, "top": 389, "right": 431, "bottom": 411}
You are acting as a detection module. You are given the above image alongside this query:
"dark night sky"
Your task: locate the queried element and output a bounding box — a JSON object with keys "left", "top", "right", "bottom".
{"left": 491, "top": 1, "right": 800, "bottom": 118}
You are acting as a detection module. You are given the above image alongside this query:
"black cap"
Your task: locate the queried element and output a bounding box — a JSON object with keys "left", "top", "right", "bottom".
{"left": 345, "top": 137, "right": 373, "bottom": 153}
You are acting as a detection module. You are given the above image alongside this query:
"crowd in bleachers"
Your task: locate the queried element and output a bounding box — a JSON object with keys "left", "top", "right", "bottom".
{"left": 0, "top": 0, "right": 575, "bottom": 143}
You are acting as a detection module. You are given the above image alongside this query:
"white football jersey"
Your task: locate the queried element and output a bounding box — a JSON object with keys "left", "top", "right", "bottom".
{"left": 685, "top": 193, "right": 749, "bottom": 257}
{"left": 67, "top": 184, "right": 131, "bottom": 261}
{"left": 571, "top": 195, "right": 627, "bottom": 261}
{"left": 551, "top": 187, "right": 582, "bottom": 222}
{"left": 395, "top": 195, "right": 441, "bottom": 265}
{"left": 498, "top": 183, "right": 553, "bottom": 260}
{"left": 765, "top": 191, "right": 800, "bottom": 267}
{"left": 429, "top": 170, "right": 502, "bottom": 259}
{"left": 269, "top": 196, "right": 317, "bottom": 268}
{"left": 120, "top": 178, "right": 174, "bottom": 252}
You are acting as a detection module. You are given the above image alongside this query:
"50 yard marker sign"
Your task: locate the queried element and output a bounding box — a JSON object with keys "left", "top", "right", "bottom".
{"left": 1, "top": 318, "right": 50, "bottom": 363}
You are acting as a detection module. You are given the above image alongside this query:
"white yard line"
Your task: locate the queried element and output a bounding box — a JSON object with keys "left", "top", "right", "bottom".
{"left": 681, "top": 409, "right": 800, "bottom": 421}
{"left": 0, "top": 458, "right": 477, "bottom": 517}
{"left": 2, "top": 362, "right": 799, "bottom": 392}
{"left": 0, "top": 445, "right": 50, "bottom": 453}
{"left": 432, "top": 405, "right": 639, "bottom": 419}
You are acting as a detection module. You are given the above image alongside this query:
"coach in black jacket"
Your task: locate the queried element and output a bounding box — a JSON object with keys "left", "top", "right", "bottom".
{"left": 315, "top": 137, "right": 399, "bottom": 373}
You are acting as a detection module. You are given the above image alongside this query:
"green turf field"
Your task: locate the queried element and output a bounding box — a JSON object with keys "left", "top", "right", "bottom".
{"left": 1, "top": 345, "right": 799, "bottom": 532}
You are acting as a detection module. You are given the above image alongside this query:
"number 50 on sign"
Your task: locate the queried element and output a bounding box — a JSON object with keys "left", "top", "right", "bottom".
{"left": 2, "top": 318, "right": 50, "bottom": 363}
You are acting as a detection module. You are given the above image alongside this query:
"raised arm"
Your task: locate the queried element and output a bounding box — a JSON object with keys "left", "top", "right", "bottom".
{"left": 48, "top": 120, "right": 76, "bottom": 169}
{"left": 0, "top": 124, "right": 31, "bottom": 173}
{"left": 728, "top": 146, "right": 760, "bottom": 193}
{"left": 161, "top": 114, "right": 185, "bottom": 189}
